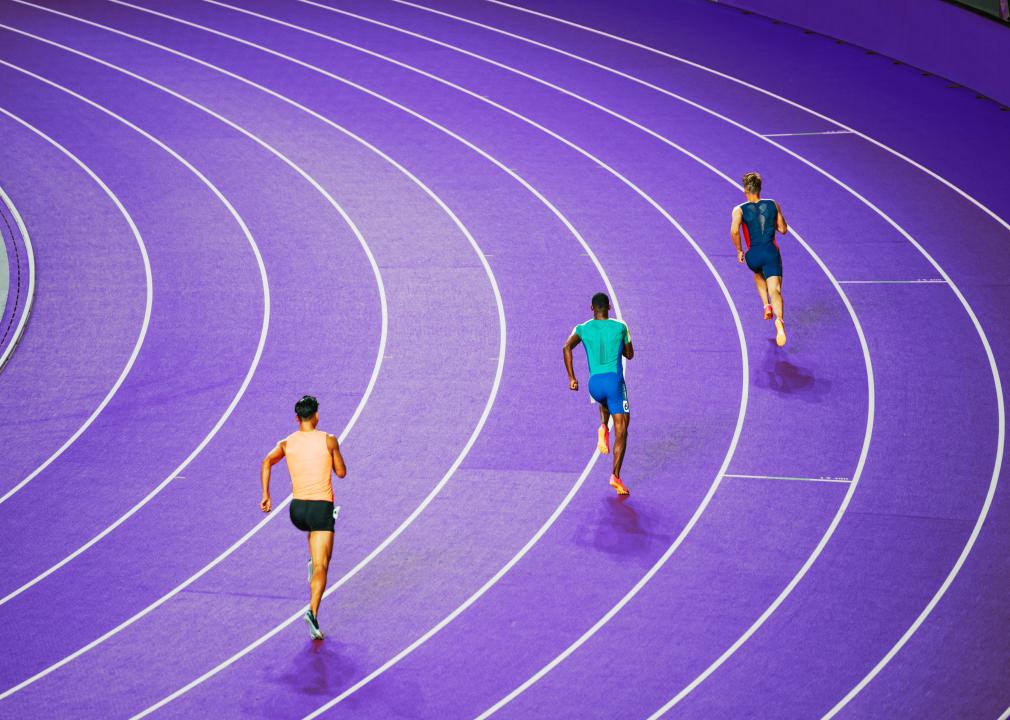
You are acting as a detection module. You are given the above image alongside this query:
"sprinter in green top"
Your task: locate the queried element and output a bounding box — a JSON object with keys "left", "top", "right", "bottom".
{"left": 563, "top": 292, "right": 634, "bottom": 496}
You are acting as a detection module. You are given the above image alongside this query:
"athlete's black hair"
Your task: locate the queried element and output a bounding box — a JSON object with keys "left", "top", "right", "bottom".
{"left": 591, "top": 292, "right": 610, "bottom": 311}
{"left": 295, "top": 395, "right": 319, "bottom": 419}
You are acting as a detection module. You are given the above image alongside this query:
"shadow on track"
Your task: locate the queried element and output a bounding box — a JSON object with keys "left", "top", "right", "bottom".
{"left": 271, "top": 639, "right": 358, "bottom": 700}
{"left": 757, "top": 341, "right": 832, "bottom": 401}
{"left": 576, "top": 496, "right": 674, "bottom": 564}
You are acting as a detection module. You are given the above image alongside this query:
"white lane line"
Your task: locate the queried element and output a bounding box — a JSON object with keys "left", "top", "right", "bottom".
{"left": 76, "top": 2, "right": 749, "bottom": 716}
{"left": 762, "top": 130, "right": 854, "bottom": 137}
{"left": 386, "top": 3, "right": 1000, "bottom": 713}
{"left": 0, "top": 56, "right": 272, "bottom": 612}
{"left": 0, "top": 183, "right": 34, "bottom": 372}
{"left": 301, "top": 450, "right": 606, "bottom": 719}
{"left": 0, "top": 7, "right": 400, "bottom": 696}
{"left": 133, "top": 211, "right": 504, "bottom": 719}
{"left": 104, "top": 13, "right": 515, "bottom": 712}
{"left": 998, "top": 702, "right": 1010, "bottom": 720}
{"left": 262, "top": 4, "right": 870, "bottom": 717}
{"left": 115, "top": 3, "right": 754, "bottom": 716}
{"left": 820, "top": 288, "right": 1003, "bottom": 718}
{"left": 725, "top": 474, "right": 851, "bottom": 484}
{"left": 0, "top": 117, "right": 153, "bottom": 509}
{"left": 0, "top": 0, "right": 513, "bottom": 703}
{"left": 484, "top": 0, "right": 1010, "bottom": 245}
{"left": 838, "top": 279, "right": 947, "bottom": 284}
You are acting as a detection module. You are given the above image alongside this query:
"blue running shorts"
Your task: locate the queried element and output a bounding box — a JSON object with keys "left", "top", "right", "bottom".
{"left": 588, "top": 372, "right": 629, "bottom": 415}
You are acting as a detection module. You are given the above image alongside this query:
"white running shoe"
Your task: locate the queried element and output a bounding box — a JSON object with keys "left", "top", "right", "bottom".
{"left": 304, "top": 610, "right": 324, "bottom": 640}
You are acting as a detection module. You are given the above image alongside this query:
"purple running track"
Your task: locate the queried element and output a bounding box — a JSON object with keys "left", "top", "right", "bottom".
{"left": 0, "top": 1, "right": 1007, "bottom": 719}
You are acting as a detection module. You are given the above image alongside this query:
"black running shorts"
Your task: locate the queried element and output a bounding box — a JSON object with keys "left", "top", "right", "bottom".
{"left": 289, "top": 499, "right": 336, "bottom": 532}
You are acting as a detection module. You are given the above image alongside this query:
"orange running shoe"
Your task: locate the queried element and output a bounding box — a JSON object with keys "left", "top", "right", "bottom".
{"left": 763, "top": 304, "right": 774, "bottom": 320}
{"left": 609, "top": 475, "right": 630, "bottom": 496}
{"left": 775, "top": 317, "right": 787, "bottom": 347}
{"left": 597, "top": 424, "right": 610, "bottom": 454}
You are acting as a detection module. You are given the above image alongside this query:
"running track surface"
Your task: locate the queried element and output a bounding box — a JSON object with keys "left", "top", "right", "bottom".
{"left": 0, "top": 1, "right": 1008, "bottom": 718}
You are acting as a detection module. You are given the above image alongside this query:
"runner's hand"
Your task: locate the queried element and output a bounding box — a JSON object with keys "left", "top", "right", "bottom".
{"left": 569, "top": 377, "right": 579, "bottom": 391}
{"left": 737, "top": 250, "right": 745, "bottom": 264}
{"left": 260, "top": 495, "right": 272, "bottom": 513}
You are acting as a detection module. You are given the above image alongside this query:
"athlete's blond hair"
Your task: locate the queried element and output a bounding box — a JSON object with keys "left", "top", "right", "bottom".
{"left": 742, "top": 171, "right": 762, "bottom": 195}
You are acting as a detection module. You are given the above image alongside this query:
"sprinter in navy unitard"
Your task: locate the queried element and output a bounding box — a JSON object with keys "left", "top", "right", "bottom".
{"left": 731, "top": 171, "right": 789, "bottom": 346}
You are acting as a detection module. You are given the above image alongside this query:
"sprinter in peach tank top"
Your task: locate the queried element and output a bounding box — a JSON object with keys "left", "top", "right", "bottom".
{"left": 284, "top": 429, "right": 334, "bottom": 502}
{"left": 260, "top": 395, "right": 346, "bottom": 640}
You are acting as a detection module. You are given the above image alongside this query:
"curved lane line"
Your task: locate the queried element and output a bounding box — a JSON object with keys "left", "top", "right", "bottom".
{"left": 816, "top": 218, "right": 1003, "bottom": 713}
{"left": 410, "top": 1, "right": 1007, "bottom": 713}
{"left": 144, "top": 0, "right": 867, "bottom": 715}
{"left": 485, "top": 0, "right": 1010, "bottom": 238}
{"left": 354, "top": 4, "right": 1003, "bottom": 714}
{"left": 59, "top": 1, "right": 753, "bottom": 716}
{"left": 0, "top": 119, "right": 153, "bottom": 508}
{"left": 0, "top": 17, "right": 388, "bottom": 503}
{"left": 0, "top": 182, "right": 35, "bottom": 372}
{"left": 0, "top": 17, "right": 396, "bottom": 699}
{"left": 0, "top": 2, "right": 509, "bottom": 701}
{"left": 202, "top": 4, "right": 874, "bottom": 716}
{"left": 0, "top": 55, "right": 274, "bottom": 612}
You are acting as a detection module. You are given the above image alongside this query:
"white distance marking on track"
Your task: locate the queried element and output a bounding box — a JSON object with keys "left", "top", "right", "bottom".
{"left": 724, "top": 474, "right": 851, "bottom": 484}
{"left": 762, "top": 130, "right": 855, "bottom": 137}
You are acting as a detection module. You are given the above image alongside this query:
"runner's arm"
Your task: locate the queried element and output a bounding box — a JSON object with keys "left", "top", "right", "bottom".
{"left": 775, "top": 201, "right": 788, "bottom": 235}
{"left": 327, "top": 434, "right": 347, "bottom": 478}
{"left": 260, "top": 440, "right": 285, "bottom": 512}
{"left": 730, "top": 206, "right": 745, "bottom": 263}
{"left": 563, "top": 332, "right": 582, "bottom": 391}
{"left": 622, "top": 322, "right": 634, "bottom": 360}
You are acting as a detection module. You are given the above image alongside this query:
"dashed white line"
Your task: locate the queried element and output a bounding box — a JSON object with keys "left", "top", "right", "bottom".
{"left": 0, "top": 105, "right": 154, "bottom": 507}
{"left": 0, "top": 183, "right": 34, "bottom": 372}
{"left": 0, "top": 55, "right": 272, "bottom": 613}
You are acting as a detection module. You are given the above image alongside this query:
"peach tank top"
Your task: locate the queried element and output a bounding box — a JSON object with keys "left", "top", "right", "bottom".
{"left": 285, "top": 430, "right": 333, "bottom": 502}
